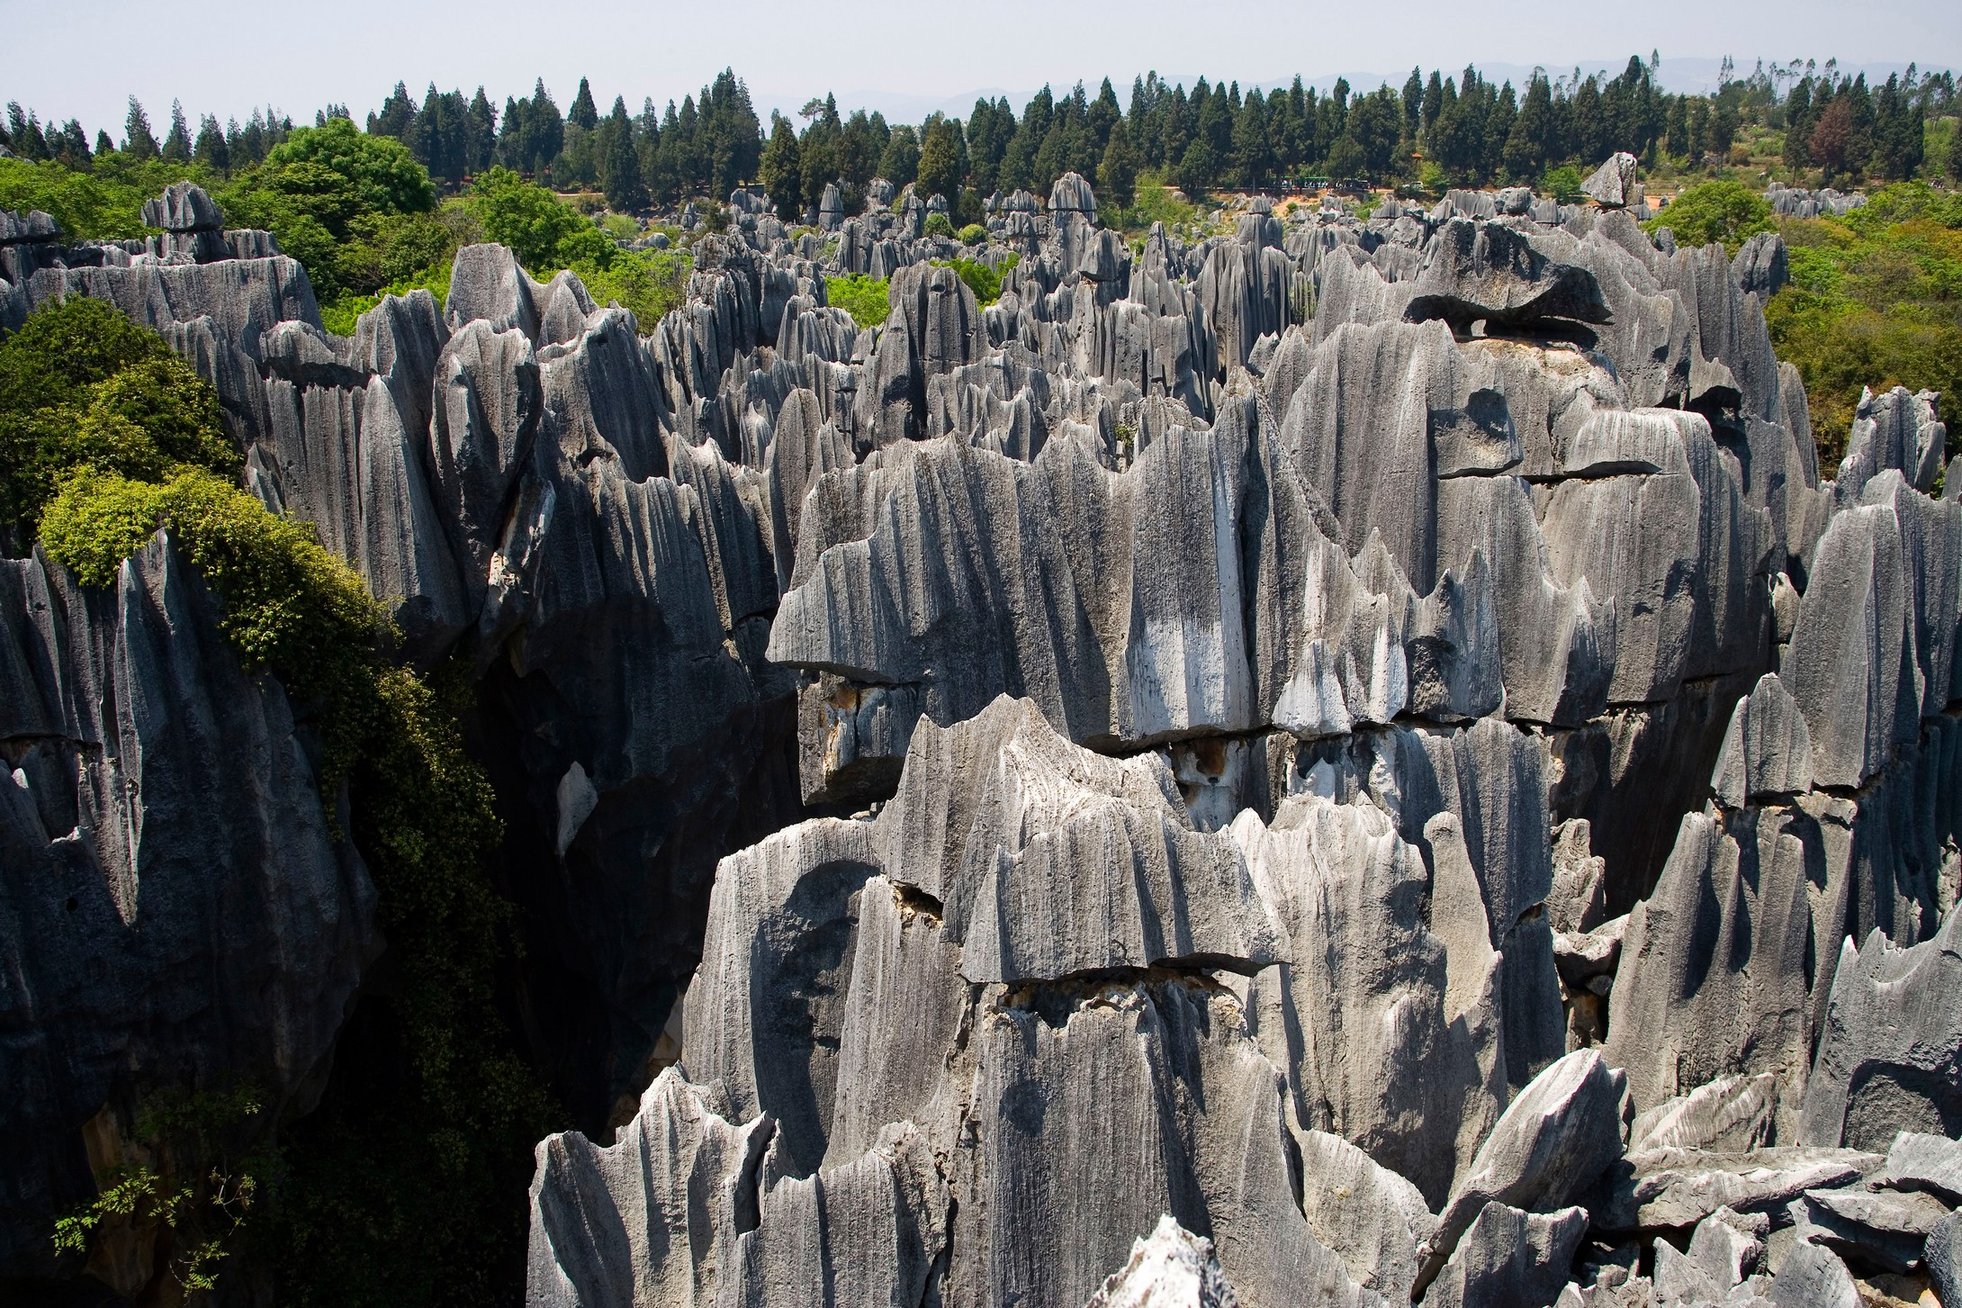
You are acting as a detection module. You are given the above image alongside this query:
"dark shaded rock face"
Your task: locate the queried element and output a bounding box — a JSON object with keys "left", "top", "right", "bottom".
{"left": 0, "top": 540, "right": 375, "bottom": 1277}
{"left": 7, "top": 163, "right": 1962, "bottom": 1308}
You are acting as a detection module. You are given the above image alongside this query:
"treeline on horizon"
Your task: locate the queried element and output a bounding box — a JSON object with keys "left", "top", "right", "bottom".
{"left": 7, "top": 54, "right": 1960, "bottom": 225}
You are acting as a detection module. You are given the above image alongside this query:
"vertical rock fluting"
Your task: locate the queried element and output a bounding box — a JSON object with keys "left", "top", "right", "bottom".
{"left": 7, "top": 165, "right": 1961, "bottom": 1306}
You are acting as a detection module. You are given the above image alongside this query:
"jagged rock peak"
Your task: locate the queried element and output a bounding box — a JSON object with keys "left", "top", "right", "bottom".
{"left": 1085, "top": 1216, "right": 1242, "bottom": 1308}
{"left": 142, "top": 181, "right": 225, "bottom": 232}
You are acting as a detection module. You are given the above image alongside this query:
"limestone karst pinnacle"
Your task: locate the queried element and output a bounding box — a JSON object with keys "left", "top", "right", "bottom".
{"left": 3, "top": 156, "right": 1959, "bottom": 1307}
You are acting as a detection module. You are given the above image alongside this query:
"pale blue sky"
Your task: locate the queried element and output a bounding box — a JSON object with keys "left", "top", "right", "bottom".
{"left": 4, "top": 0, "right": 1957, "bottom": 137}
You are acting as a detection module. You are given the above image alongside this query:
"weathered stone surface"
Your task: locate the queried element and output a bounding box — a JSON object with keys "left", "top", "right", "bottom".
{"left": 1781, "top": 500, "right": 1921, "bottom": 790}
{"left": 1628, "top": 1075, "right": 1780, "bottom": 1155}
{"left": 1768, "top": 1237, "right": 1859, "bottom": 1308}
{"left": 0, "top": 541, "right": 375, "bottom": 1275}
{"left": 1926, "top": 1209, "right": 1962, "bottom": 1308}
{"left": 447, "top": 241, "right": 542, "bottom": 338}
{"left": 140, "top": 180, "right": 224, "bottom": 232}
{"left": 18, "top": 155, "right": 1962, "bottom": 1308}
{"left": 1733, "top": 232, "right": 1789, "bottom": 299}
{"left": 1789, "top": 1184, "right": 1951, "bottom": 1273}
{"left": 1597, "top": 1147, "right": 1879, "bottom": 1232}
{"left": 1605, "top": 808, "right": 1817, "bottom": 1129}
{"left": 527, "top": 1070, "right": 770, "bottom": 1306}
{"left": 1232, "top": 801, "right": 1503, "bottom": 1205}
{"left": 1799, "top": 908, "right": 1962, "bottom": 1150}
{"left": 1836, "top": 385, "right": 1947, "bottom": 503}
{"left": 1712, "top": 674, "right": 1813, "bottom": 806}
{"left": 1650, "top": 1207, "right": 1767, "bottom": 1306}
{"left": 1294, "top": 1129, "right": 1437, "bottom": 1299}
{"left": 1416, "top": 1050, "right": 1627, "bottom": 1293}
{"left": 1403, "top": 218, "right": 1610, "bottom": 332}
{"left": 1581, "top": 154, "right": 1640, "bottom": 209}
{"left": 1084, "top": 1215, "right": 1242, "bottom": 1308}
{"left": 1881, "top": 1131, "right": 1962, "bottom": 1203}
{"left": 1421, "top": 1202, "right": 1589, "bottom": 1308}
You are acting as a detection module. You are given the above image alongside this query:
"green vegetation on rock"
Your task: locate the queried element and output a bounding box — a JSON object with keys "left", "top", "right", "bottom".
{"left": 0, "top": 298, "right": 237, "bottom": 549}
{"left": 1646, "top": 179, "right": 1775, "bottom": 253}
{"left": 826, "top": 272, "right": 891, "bottom": 327}
{"left": 1764, "top": 181, "right": 1962, "bottom": 462}
{"left": 933, "top": 254, "right": 1019, "bottom": 306}
{"left": 8, "top": 297, "right": 557, "bottom": 1305}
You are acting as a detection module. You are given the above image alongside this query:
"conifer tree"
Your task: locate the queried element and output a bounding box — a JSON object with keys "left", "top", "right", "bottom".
{"left": 124, "top": 96, "right": 159, "bottom": 157}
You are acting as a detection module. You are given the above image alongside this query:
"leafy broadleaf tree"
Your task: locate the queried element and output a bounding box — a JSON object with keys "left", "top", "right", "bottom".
{"left": 1644, "top": 179, "right": 1772, "bottom": 253}
{"left": 465, "top": 166, "right": 610, "bottom": 270}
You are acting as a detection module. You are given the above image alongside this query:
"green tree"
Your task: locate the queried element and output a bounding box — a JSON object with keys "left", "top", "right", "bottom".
{"left": 1783, "top": 79, "right": 1814, "bottom": 171}
{"left": 1231, "top": 93, "right": 1273, "bottom": 187}
{"left": 0, "top": 298, "right": 236, "bottom": 545}
{"left": 600, "top": 98, "right": 647, "bottom": 213}
{"left": 1174, "top": 137, "right": 1218, "bottom": 198}
{"left": 124, "top": 95, "right": 159, "bottom": 158}
{"left": 1100, "top": 119, "right": 1139, "bottom": 206}
{"left": 264, "top": 117, "right": 433, "bottom": 216}
{"left": 161, "top": 99, "right": 192, "bottom": 163}
{"left": 1646, "top": 179, "right": 1773, "bottom": 252}
{"left": 1505, "top": 73, "right": 1554, "bottom": 179}
{"left": 1348, "top": 87, "right": 1403, "bottom": 179}
{"left": 1665, "top": 95, "right": 1691, "bottom": 161}
{"left": 195, "top": 114, "right": 230, "bottom": 172}
{"left": 1325, "top": 133, "right": 1364, "bottom": 180}
{"left": 466, "top": 166, "right": 609, "bottom": 270}
{"left": 1704, "top": 97, "right": 1739, "bottom": 161}
{"left": 759, "top": 114, "right": 803, "bottom": 220}
{"left": 918, "top": 117, "right": 963, "bottom": 202}
{"left": 877, "top": 124, "right": 920, "bottom": 187}
{"left": 568, "top": 77, "right": 599, "bottom": 131}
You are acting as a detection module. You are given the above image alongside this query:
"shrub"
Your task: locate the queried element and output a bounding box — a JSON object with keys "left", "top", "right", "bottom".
{"left": 1765, "top": 189, "right": 1962, "bottom": 464}
{"left": 923, "top": 211, "right": 955, "bottom": 239}
{"left": 933, "top": 254, "right": 1018, "bottom": 307}
{"left": 1646, "top": 179, "right": 1774, "bottom": 253}
{"left": 1106, "top": 170, "right": 1200, "bottom": 236}
{"left": 1542, "top": 165, "right": 1584, "bottom": 204}
{"left": 0, "top": 156, "right": 167, "bottom": 239}
{"left": 577, "top": 248, "right": 693, "bottom": 328}
{"left": 825, "top": 273, "right": 891, "bottom": 327}
{"left": 0, "top": 298, "right": 235, "bottom": 544}
{"left": 464, "top": 166, "right": 607, "bottom": 274}
{"left": 958, "top": 222, "right": 987, "bottom": 245}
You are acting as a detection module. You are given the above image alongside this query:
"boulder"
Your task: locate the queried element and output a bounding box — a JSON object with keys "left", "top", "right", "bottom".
{"left": 1581, "top": 154, "right": 1640, "bottom": 209}
{"left": 1416, "top": 1050, "right": 1627, "bottom": 1294}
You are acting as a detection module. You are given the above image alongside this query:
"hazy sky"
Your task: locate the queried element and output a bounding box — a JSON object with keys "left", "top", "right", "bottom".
{"left": 6, "top": 0, "right": 1958, "bottom": 137}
